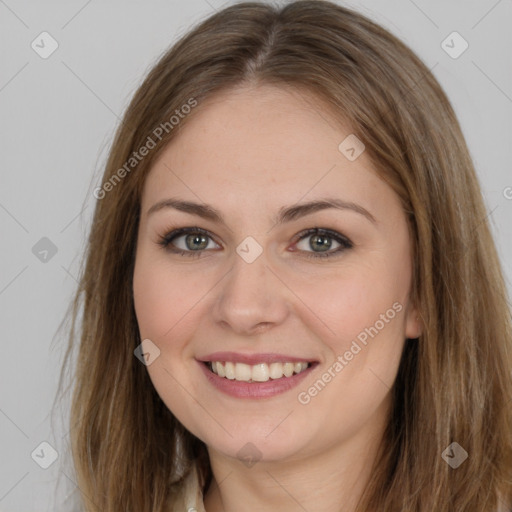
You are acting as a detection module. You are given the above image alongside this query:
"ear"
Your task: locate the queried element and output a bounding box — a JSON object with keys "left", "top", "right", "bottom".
{"left": 404, "top": 302, "right": 423, "bottom": 339}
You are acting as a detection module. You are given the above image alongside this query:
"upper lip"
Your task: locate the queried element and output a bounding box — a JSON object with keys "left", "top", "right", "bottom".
{"left": 197, "top": 351, "right": 317, "bottom": 365}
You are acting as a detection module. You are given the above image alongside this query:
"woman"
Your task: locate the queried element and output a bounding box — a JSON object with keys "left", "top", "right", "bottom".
{"left": 60, "top": 1, "right": 512, "bottom": 510}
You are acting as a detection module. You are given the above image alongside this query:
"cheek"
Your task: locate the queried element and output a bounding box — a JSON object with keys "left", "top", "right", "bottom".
{"left": 133, "top": 256, "right": 205, "bottom": 344}
{"left": 132, "top": 258, "right": 208, "bottom": 431}
{"left": 292, "top": 267, "right": 408, "bottom": 436}
{"left": 299, "top": 258, "right": 410, "bottom": 351}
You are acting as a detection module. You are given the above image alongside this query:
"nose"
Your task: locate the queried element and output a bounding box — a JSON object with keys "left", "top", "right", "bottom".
{"left": 212, "top": 251, "right": 290, "bottom": 336}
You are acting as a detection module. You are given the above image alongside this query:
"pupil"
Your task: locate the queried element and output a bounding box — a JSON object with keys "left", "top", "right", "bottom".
{"left": 187, "top": 234, "right": 207, "bottom": 250}
{"left": 183, "top": 233, "right": 332, "bottom": 252}
{"left": 311, "top": 235, "right": 331, "bottom": 252}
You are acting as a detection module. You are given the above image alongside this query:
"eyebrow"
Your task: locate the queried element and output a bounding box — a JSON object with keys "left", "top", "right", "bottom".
{"left": 146, "top": 197, "right": 376, "bottom": 225}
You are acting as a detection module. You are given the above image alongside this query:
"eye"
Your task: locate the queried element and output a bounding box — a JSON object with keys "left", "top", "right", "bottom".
{"left": 291, "top": 228, "right": 353, "bottom": 259}
{"left": 157, "top": 227, "right": 220, "bottom": 258}
{"left": 157, "top": 226, "right": 353, "bottom": 260}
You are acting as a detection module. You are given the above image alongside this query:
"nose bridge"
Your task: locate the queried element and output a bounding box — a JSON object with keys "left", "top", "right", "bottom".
{"left": 212, "top": 246, "right": 288, "bottom": 334}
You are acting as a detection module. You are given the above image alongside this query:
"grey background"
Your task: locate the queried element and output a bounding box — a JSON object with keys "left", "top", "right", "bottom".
{"left": 0, "top": 0, "right": 510, "bottom": 510}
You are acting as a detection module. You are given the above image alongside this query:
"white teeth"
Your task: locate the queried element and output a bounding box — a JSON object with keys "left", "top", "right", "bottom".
{"left": 252, "top": 363, "right": 269, "bottom": 382}
{"left": 235, "top": 363, "right": 252, "bottom": 381}
{"left": 283, "top": 362, "right": 294, "bottom": 377}
{"left": 216, "top": 361, "right": 225, "bottom": 378}
{"left": 209, "top": 361, "right": 309, "bottom": 382}
{"left": 269, "top": 362, "right": 283, "bottom": 379}
{"left": 224, "top": 361, "right": 236, "bottom": 380}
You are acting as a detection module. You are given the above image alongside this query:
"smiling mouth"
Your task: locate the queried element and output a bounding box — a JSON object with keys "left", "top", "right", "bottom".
{"left": 206, "top": 361, "right": 311, "bottom": 382}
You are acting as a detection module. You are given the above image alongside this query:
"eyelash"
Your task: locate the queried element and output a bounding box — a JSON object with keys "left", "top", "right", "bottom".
{"left": 157, "top": 226, "right": 353, "bottom": 260}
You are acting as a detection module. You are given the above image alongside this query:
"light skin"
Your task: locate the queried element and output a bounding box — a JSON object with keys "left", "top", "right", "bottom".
{"left": 132, "top": 84, "right": 422, "bottom": 512}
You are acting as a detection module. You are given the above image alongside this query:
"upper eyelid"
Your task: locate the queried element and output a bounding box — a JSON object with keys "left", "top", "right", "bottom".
{"left": 161, "top": 226, "right": 352, "bottom": 248}
{"left": 166, "top": 227, "right": 221, "bottom": 244}
{"left": 159, "top": 227, "right": 222, "bottom": 250}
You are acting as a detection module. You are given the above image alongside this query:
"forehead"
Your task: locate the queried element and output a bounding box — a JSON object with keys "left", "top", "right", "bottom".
{"left": 162, "top": 84, "right": 348, "bottom": 173}
{"left": 140, "top": 84, "right": 396, "bottom": 218}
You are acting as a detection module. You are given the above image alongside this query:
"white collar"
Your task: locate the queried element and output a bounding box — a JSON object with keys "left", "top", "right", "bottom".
{"left": 168, "top": 462, "right": 206, "bottom": 512}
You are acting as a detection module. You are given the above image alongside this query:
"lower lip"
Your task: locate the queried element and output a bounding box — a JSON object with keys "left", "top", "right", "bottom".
{"left": 198, "top": 361, "right": 316, "bottom": 399}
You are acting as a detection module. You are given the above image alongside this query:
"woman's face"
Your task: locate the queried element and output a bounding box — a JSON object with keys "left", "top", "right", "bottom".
{"left": 133, "top": 84, "right": 421, "bottom": 464}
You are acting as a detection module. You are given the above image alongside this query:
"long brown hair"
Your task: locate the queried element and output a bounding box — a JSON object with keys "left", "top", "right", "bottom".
{"left": 58, "top": 1, "right": 512, "bottom": 510}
